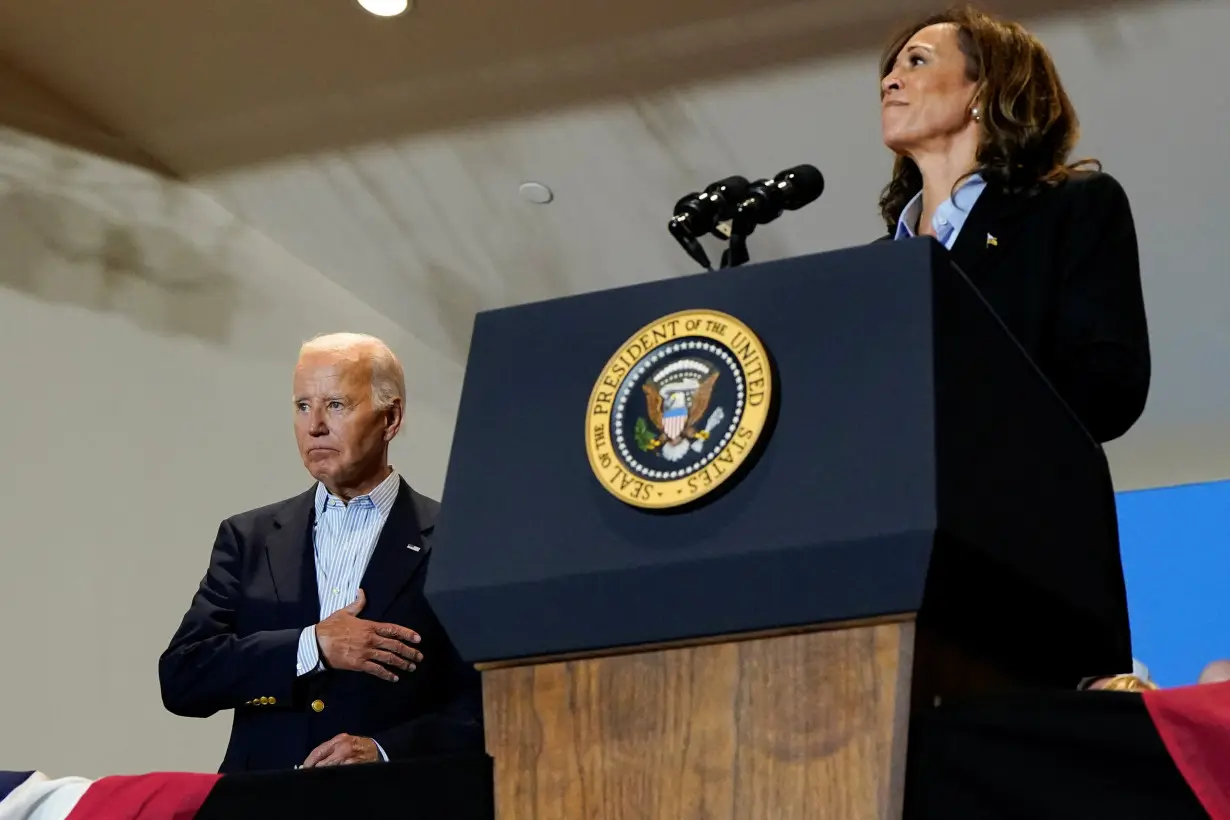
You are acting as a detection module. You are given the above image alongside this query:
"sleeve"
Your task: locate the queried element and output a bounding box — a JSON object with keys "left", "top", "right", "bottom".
{"left": 1049, "top": 172, "right": 1151, "bottom": 443}
{"left": 158, "top": 519, "right": 305, "bottom": 718}
{"left": 297, "top": 626, "right": 325, "bottom": 677}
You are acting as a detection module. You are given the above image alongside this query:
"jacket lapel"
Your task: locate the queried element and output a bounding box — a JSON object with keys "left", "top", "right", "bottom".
{"left": 357, "top": 479, "right": 434, "bottom": 620}
{"left": 947, "top": 182, "right": 1031, "bottom": 283}
{"left": 265, "top": 487, "right": 320, "bottom": 623}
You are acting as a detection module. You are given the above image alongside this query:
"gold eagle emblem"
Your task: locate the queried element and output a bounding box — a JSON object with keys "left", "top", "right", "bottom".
{"left": 642, "top": 371, "right": 719, "bottom": 447}
{"left": 583, "top": 308, "right": 773, "bottom": 510}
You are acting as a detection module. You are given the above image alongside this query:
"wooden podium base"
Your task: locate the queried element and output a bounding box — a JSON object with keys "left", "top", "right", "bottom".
{"left": 481, "top": 618, "right": 917, "bottom": 820}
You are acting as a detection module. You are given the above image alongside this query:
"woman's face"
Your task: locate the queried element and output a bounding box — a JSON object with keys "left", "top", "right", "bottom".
{"left": 880, "top": 23, "right": 979, "bottom": 157}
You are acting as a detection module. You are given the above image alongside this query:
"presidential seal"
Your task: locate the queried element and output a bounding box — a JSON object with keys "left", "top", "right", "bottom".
{"left": 585, "top": 309, "right": 773, "bottom": 509}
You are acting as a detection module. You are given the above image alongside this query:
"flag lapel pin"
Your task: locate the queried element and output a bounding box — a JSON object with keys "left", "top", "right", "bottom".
{"left": 986, "top": 233, "right": 998, "bottom": 247}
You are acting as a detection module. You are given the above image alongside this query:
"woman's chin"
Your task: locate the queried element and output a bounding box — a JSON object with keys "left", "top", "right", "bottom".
{"left": 882, "top": 135, "right": 910, "bottom": 156}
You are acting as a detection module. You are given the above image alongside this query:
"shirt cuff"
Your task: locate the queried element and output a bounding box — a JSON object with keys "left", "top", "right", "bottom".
{"left": 374, "top": 740, "right": 389, "bottom": 762}
{"left": 296, "top": 626, "right": 324, "bottom": 677}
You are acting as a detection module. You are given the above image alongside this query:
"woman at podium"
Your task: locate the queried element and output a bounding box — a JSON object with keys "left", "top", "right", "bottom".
{"left": 877, "top": 6, "right": 1150, "bottom": 444}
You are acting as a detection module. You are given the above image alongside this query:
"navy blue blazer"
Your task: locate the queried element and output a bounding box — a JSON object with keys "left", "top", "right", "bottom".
{"left": 882, "top": 170, "right": 1150, "bottom": 445}
{"left": 158, "top": 480, "right": 483, "bottom": 773}
{"left": 882, "top": 170, "right": 1148, "bottom": 680}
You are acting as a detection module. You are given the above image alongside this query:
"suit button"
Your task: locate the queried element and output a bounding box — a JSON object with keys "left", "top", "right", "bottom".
{"left": 259, "top": 697, "right": 269, "bottom": 705}
{"left": 311, "top": 699, "right": 325, "bottom": 713}
{"left": 268, "top": 696, "right": 277, "bottom": 705}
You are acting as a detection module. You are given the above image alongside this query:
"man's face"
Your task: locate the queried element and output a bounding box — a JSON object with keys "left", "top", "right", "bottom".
{"left": 292, "top": 349, "right": 399, "bottom": 496}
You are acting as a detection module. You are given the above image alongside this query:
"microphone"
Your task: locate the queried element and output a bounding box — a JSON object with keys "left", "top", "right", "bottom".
{"left": 668, "top": 176, "right": 750, "bottom": 270}
{"left": 732, "top": 165, "right": 825, "bottom": 232}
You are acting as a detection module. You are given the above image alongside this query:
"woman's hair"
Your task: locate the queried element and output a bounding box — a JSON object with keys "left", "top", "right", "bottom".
{"left": 877, "top": 5, "right": 1097, "bottom": 232}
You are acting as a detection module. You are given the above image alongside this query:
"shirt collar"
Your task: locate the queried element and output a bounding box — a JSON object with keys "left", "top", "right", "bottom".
{"left": 314, "top": 468, "right": 401, "bottom": 516}
{"left": 893, "top": 173, "right": 986, "bottom": 245}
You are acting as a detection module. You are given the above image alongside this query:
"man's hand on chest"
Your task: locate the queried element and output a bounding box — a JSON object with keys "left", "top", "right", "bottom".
{"left": 315, "top": 588, "right": 423, "bottom": 682}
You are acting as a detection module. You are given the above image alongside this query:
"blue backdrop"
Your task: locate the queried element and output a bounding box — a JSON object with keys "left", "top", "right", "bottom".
{"left": 1118, "top": 479, "right": 1230, "bottom": 686}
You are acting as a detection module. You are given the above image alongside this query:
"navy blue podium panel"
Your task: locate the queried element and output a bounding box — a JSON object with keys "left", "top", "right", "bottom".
{"left": 425, "top": 238, "right": 1129, "bottom": 683}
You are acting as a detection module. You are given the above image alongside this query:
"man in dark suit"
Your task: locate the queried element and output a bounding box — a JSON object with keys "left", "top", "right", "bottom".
{"left": 159, "top": 332, "right": 481, "bottom": 773}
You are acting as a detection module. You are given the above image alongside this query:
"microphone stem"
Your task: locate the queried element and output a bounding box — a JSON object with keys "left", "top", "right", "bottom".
{"left": 669, "top": 217, "right": 714, "bottom": 271}
{"left": 720, "top": 233, "right": 750, "bottom": 269}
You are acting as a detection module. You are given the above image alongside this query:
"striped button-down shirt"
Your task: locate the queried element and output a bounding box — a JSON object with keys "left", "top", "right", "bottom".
{"left": 295, "top": 469, "right": 401, "bottom": 677}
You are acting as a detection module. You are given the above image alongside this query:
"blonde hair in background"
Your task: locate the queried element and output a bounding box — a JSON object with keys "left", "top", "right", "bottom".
{"left": 1096, "top": 674, "right": 1159, "bottom": 692}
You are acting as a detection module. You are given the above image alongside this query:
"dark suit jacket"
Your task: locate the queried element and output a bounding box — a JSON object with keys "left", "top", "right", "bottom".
{"left": 886, "top": 170, "right": 1151, "bottom": 444}
{"left": 158, "top": 479, "right": 483, "bottom": 773}
{"left": 887, "top": 170, "right": 1149, "bottom": 680}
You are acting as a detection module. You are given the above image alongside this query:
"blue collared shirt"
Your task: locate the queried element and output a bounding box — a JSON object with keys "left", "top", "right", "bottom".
{"left": 894, "top": 174, "right": 987, "bottom": 250}
{"left": 295, "top": 469, "right": 401, "bottom": 762}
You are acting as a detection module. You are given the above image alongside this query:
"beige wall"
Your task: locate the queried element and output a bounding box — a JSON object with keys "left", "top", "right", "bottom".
{"left": 0, "top": 128, "right": 463, "bottom": 776}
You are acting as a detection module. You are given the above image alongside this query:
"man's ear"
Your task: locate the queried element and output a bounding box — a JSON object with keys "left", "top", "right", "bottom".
{"left": 383, "top": 398, "right": 404, "bottom": 442}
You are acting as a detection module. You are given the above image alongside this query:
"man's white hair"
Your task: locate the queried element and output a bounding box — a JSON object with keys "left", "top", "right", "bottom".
{"left": 300, "top": 332, "right": 405, "bottom": 410}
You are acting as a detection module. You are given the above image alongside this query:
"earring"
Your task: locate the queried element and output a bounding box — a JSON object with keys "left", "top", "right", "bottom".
{"left": 971, "top": 106, "right": 982, "bottom": 122}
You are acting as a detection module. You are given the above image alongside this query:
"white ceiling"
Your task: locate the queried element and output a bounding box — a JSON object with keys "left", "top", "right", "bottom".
{"left": 0, "top": 0, "right": 1226, "bottom": 491}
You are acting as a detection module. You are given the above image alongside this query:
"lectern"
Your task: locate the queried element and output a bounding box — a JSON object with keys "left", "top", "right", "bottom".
{"left": 425, "top": 238, "right": 1131, "bottom": 819}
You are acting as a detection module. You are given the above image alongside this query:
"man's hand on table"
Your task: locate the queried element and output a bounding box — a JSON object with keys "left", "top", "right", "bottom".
{"left": 302, "top": 733, "right": 381, "bottom": 767}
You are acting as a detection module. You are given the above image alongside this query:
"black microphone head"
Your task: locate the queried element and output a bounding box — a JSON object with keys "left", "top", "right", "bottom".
{"left": 672, "top": 176, "right": 751, "bottom": 237}
{"left": 672, "top": 192, "right": 702, "bottom": 219}
{"left": 704, "top": 176, "right": 751, "bottom": 200}
{"left": 732, "top": 164, "right": 824, "bottom": 229}
{"left": 775, "top": 164, "right": 824, "bottom": 210}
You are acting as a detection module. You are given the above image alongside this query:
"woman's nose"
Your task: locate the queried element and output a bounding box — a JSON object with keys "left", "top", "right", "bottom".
{"left": 881, "top": 75, "right": 902, "bottom": 94}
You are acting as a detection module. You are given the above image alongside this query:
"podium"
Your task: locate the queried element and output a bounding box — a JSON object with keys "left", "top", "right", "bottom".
{"left": 424, "top": 238, "right": 1131, "bottom": 819}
